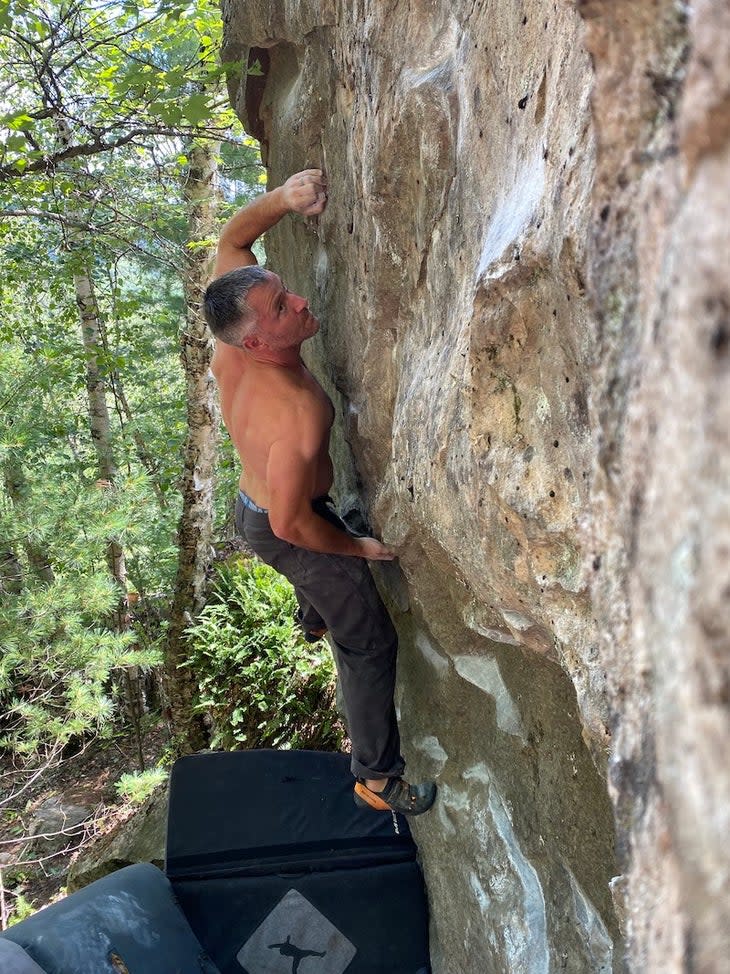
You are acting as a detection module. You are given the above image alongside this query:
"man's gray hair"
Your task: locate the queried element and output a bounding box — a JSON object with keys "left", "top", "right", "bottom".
{"left": 203, "top": 265, "right": 269, "bottom": 346}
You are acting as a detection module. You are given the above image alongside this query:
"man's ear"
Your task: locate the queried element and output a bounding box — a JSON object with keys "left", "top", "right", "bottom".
{"left": 242, "top": 335, "right": 260, "bottom": 350}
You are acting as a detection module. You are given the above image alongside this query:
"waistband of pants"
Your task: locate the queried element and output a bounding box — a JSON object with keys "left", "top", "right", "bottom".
{"left": 238, "top": 490, "right": 336, "bottom": 517}
{"left": 238, "top": 489, "right": 268, "bottom": 514}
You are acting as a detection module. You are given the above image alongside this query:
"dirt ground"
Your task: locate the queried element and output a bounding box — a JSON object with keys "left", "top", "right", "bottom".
{"left": 0, "top": 717, "right": 170, "bottom": 928}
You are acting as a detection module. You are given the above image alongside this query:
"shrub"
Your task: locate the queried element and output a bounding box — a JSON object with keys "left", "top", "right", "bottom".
{"left": 0, "top": 570, "right": 160, "bottom": 759}
{"left": 7, "top": 893, "right": 35, "bottom": 926}
{"left": 115, "top": 767, "right": 168, "bottom": 804}
{"left": 183, "top": 558, "right": 343, "bottom": 752}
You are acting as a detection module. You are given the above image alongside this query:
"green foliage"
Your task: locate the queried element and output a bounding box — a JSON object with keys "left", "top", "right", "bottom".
{"left": 115, "top": 766, "right": 168, "bottom": 804}
{"left": 7, "top": 893, "right": 35, "bottom": 926}
{"left": 0, "top": 263, "right": 185, "bottom": 596}
{"left": 0, "top": 300, "right": 168, "bottom": 758}
{"left": 0, "top": 560, "right": 161, "bottom": 755}
{"left": 0, "top": 0, "right": 264, "bottom": 275}
{"left": 184, "top": 559, "right": 343, "bottom": 752}
{"left": 0, "top": 128, "right": 179, "bottom": 768}
{"left": 0, "top": 0, "right": 243, "bottom": 181}
{"left": 0, "top": 0, "right": 265, "bottom": 768}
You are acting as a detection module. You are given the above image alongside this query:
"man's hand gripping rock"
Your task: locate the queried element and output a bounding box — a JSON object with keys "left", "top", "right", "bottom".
{"left": 281, "top": 169, "right": 328, "bottom": 218}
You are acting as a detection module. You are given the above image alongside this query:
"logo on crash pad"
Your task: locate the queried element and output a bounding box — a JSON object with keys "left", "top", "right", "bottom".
{"left": 236, "top": 889, "right": 357, "bottom": 974}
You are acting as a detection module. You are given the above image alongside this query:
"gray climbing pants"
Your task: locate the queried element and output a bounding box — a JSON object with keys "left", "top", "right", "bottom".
{"left": 235, "top": 494, "right": 405, "bottom": 781}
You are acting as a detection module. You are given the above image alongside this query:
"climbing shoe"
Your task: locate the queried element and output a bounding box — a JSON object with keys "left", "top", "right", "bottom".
{"left": 354, "top": 777, "right": 437, "bottom": 816}
{"left": 303, "top": 627, "right": 327, "bottom": 644}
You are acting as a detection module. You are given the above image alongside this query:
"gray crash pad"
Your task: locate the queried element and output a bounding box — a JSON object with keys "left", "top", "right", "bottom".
{"left": 0, "top": 862, "right": 220, "bottom": 974}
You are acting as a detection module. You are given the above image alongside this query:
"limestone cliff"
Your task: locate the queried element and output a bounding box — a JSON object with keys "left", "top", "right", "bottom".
{"left": 220, "top": 1, "right": 729, "bottom": 971}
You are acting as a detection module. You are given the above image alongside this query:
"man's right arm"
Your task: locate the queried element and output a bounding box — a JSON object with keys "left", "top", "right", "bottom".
{"left": 213, "top": 169, "right": 327, "bottom": 278}
{"left": 266, "top": 436, "right": 395, "bottom": 561}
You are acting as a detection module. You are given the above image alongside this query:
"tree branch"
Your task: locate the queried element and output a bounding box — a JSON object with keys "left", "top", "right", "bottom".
{"left": 0, "top": 125, "right": 235, "bottom": 181}
{"left": 0, "top": 207, "right": 97, "bottom": 230}
{"left": 0, "top": 207, "right": 183, "bottom": 272}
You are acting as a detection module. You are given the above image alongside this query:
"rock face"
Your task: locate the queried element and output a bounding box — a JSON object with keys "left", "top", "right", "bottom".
{"left": 28, "top": 797, "right": 91, "bottom": 854}
{"left": 66, "top": 784, "right": 167, "bottom": 893}
{"left": 221, "top": 1, "right": 729, "bottom": 971}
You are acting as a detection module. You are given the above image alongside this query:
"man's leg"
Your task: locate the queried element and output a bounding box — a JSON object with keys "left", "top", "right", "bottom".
{"left": 304, "top": 561, "right": 435, "bottom": 813}
{"left": 293, "top": 590, "right": 327, "bottom": 642}
{"left": 237, "top": 498, "right": 403, "bottom": 779}
{"left": 273, "top": 544, "right": 405, "bottom": 781}
{"left": 237, "top": 498, "right": 435, "bottom": 813}
{"left": 292, "top": 552, "right": 405, "bottom": 780}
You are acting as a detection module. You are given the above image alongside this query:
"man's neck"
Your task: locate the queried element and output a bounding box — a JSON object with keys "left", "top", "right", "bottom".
{"left": 244, "top": 344, "right": 303, "bottom": 369}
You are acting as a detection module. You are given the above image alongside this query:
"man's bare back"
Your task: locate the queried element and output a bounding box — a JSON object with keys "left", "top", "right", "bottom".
{"left": 211, "top": 345, "right": 335, "bottom": 509}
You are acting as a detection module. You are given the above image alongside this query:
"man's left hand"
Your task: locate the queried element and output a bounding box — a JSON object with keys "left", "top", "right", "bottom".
{"left": 282, "top": 169, "right": 328, "bottom": 217}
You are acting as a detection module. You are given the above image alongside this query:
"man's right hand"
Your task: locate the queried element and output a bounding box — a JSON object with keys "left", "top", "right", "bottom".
{"left": 354, "top": 536, "right": 397, "bottom": 561}
{"left": 281, "top": 169, "right": 328, "bottom": 217}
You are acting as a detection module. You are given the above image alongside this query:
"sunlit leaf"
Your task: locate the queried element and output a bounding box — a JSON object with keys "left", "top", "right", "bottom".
{"left": 180, "top": 93, "right": 210, "bottom": 126}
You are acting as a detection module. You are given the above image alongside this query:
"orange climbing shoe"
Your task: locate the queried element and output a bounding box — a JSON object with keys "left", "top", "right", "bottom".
{"left": 354, "top": 777, "right": 437, "bottom": 816}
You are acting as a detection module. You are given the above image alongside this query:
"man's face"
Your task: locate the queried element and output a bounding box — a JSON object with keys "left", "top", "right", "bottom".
{"left": 244, "top": 271, "right": 319, "bottom": 351}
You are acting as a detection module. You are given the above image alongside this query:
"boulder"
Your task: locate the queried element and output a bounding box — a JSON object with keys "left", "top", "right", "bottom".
{"left": 220, "top": 1, "right": 729, "bottom": 971}
{"left": 28, "top": 797, "right": 91, "bottom": 854}
{"left": 66, "top": 783, "right": 168, "bottom": 893}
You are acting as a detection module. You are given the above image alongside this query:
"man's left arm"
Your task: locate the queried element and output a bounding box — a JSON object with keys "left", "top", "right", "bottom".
{"left": 213, "top": 169, "right": 327, "bottom": 278}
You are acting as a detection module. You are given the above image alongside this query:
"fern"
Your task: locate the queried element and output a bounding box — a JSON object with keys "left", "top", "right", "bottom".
{"left": 183, "top": 558, "right": 343, "bottom": 752}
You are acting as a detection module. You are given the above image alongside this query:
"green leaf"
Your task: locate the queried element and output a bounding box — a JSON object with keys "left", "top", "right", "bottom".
{"left": 3, "top": 134, "right": 27, "bottom": 152}
{"left": 180, "top": 93, "right": 210, "bottom": 126}
{"left": 0, "top": 2, "right": 14, "bottom": 29}
{"left": 2, "top": 112, "right": 34, "bottom": 131}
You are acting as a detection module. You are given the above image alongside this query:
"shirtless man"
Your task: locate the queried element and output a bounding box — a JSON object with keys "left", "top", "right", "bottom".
{"left": 203, "top": 169, "right": 435, "bottom": 815}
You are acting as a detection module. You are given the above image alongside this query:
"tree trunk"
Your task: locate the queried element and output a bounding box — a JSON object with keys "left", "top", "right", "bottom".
{"left": 0, "top": 550, "right": 23, "bottom": 595}
{"left": 75, "top": 268, "right": 118, "bottom": 485}
{"left": 74, "top": 267, "right": 128, "bottom": 621}
{"left": 162, "top": 141, "right": 221, "bottom": 753}
{"left": 2, "top": 459, "right": 55, "bottom": 586}
{"left": 54, "top": 113, "right": 129, "bottom": 614}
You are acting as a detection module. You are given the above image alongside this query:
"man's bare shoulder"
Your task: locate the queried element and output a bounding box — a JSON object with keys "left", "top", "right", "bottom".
{"left": 265, "top": 368, "right": 329, "bottom": 437}
{"left": 211, "top": 341, "right": 246, "bottom": 380}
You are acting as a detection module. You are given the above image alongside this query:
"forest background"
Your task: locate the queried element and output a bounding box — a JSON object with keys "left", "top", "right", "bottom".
{"left": 0, "top": 0, "right": 341, "bottom": 926}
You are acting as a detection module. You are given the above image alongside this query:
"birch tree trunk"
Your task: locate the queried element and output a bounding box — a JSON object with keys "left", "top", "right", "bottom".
{"left": 162, "top": 141, "right": 221, "bottom": 753}
{"left": 53, "top": 117, "right": 129, "bottom": 615}
{"left": 76, "top": 269, "right": 118, "bottom": 484}
{"left": 75, "top": 267, "right": 128, "bottom": 619}
{"left": 75, "top": 277, "right": 155, "bottom": 760}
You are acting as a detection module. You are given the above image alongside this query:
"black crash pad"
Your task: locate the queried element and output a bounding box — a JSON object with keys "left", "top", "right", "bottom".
{"left": 0, "top": 939, "right": 46, "bottom": 974}
{"left": 166, "top": 750, "right": 431, "bottom": 974}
